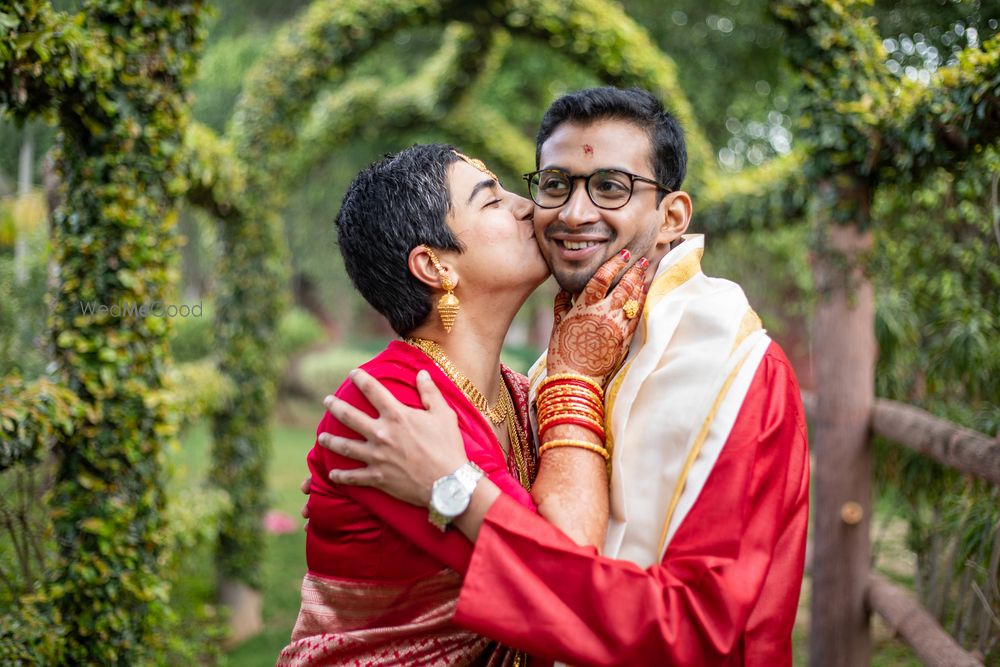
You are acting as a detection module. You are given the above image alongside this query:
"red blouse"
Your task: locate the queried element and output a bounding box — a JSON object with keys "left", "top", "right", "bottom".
{"left": 305, "top": 340, "right": 537, "bottom": 582}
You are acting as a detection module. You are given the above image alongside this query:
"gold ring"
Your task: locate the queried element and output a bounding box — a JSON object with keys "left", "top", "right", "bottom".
{"left": 623, "top": 299, "right": 639, "bottom": 319}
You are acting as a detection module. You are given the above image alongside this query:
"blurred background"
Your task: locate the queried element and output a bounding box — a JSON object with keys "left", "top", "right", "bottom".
{"left": 1, "top": 0, "right": 997, "bottom": 665}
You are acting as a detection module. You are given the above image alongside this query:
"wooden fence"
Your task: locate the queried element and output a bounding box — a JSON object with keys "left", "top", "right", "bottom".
{"left": 803, "top": 392, "right": 998, "bottom": 666}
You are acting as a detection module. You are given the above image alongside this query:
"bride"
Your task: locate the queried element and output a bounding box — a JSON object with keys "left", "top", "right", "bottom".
{"left": 279, "top": 144, "right": 646, "bottom": 666}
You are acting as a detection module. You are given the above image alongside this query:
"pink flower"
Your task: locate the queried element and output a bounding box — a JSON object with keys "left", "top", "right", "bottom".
{"left": 263, "top": 509, "right": 299, "bottom": 535}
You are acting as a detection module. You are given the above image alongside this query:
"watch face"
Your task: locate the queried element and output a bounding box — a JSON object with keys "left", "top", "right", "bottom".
{"left": 432, "top": 476, "right": 469, "bottom": 517}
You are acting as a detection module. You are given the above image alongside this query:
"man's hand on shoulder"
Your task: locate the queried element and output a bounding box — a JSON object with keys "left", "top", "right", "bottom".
{"left": 315, "top": 368, "right": 469, "bottom": 507}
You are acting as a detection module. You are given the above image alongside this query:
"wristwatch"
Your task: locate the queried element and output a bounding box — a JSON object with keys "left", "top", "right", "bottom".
{"left": 428, "top": 461, "right": 484, "bottom": 531}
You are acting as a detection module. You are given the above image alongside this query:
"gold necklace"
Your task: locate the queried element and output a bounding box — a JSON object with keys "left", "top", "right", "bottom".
{"left": 499, "top": 380, "right": 531, "bottom": 491}
{"left": 405, "top": 338, "right": 508, "bottom": 425}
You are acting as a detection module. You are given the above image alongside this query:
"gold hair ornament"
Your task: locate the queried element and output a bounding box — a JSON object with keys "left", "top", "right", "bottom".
{"left": 452, "top": 150, "right": 498, "bottom": 182}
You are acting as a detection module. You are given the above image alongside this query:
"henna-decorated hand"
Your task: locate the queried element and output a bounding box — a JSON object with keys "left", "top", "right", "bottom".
{"left": 547, "top": 249, "right": 649, "bottom": 386}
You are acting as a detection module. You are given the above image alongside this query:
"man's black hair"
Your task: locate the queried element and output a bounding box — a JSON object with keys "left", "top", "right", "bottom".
{"left": 535, "top": 86, "right": 687, "bottom": 199}
{"left": 335, "top": 144, "right": 464, "bottom": 336}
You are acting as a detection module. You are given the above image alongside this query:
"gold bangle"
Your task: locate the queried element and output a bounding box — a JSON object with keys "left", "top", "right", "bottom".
{"left": 537, "top": 388, "right": 604, "bottom": 409}
{"left": 537, "top": 398, "right": 604, "bottom": 417}
{"left": 538, "top": 439, "right": 611, "bottom": 460}
{"left": 539, "top": 373, "right": 604, "bottom": 397}
{"left": 538, "top": 384, "right": 604, "bottom": 401}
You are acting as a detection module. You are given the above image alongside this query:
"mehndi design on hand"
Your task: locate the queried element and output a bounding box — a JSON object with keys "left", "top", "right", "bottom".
{"left": 547, "top": 249, "right": 649, "bottom": 386}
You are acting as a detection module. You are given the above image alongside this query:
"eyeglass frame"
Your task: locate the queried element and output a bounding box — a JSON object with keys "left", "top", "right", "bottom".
{"left": 522, "top": 167, "right": 674, "bottom": 210}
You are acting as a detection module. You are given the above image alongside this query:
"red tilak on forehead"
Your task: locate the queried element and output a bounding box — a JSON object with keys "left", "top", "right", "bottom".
{"left": 583, "top": 144, "right": 594, "bottom": 156}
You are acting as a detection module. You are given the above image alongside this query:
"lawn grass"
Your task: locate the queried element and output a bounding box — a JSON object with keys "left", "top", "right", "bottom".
{"left": 171, "top": 417, "right": 317, "bottom": 667}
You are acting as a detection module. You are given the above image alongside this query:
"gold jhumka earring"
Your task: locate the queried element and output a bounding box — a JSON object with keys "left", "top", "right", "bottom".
{"left": 422, "top": 246, "right": 459, "bottom": 333}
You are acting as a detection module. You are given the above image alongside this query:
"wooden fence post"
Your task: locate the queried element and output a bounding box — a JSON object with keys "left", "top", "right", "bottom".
{"left": 809, "top": 175, "right": 876, "bottom": 667}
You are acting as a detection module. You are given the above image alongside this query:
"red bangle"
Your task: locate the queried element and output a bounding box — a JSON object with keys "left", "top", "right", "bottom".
{"left": 539, "top": 416, "right": 606, "bottom": 440}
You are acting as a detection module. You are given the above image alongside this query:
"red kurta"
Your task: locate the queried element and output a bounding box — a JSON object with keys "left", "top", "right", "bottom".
{"left": 453, "top": 342, "right": 809, "bottom": 666}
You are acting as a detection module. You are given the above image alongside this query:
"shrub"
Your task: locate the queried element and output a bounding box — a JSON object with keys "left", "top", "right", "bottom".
{"left": 276, "top": 307, "right": 325, "bottom": 357}
{"left": 294, "top": 344, "right": 381, "bottom": 399}
{"left": 170, "top": 301, "right": 216, "bottom": 362}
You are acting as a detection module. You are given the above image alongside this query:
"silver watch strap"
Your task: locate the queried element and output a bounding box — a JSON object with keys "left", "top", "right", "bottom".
{"left": 453, "top": 461, "right": 484, "bottom": 491}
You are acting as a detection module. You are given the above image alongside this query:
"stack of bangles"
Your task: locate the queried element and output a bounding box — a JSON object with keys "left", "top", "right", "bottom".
{"left": 536, "top": 373, "right": 610, "bottom": 461}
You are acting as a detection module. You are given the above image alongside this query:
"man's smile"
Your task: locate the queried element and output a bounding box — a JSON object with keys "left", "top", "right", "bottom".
{"left": 547, "top": 232, "right": 611, "bottom": 262}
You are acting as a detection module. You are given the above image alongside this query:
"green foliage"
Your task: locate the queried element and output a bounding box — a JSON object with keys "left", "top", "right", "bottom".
{"left": 155, "top": 482, "right": 230, "bottom": 666}
{"left": 882, "top": 33, "right": 1000, "bottom": 181}
{"left": 772, "top": 0, "right": 900, "bottom": 184}
{"left": 169, "top": 300, "right": 215, "bottom": 362}
{"left": 0, "top": 0, "right": 209, "bottom": 661}
{"left": 704, "top": 223, "right": 814, "bottom": 334}
{"left": 277, "top": 307, "right": 325, "bottom": 357}
{"left": 3, "top": 0, "right": 997, "bottom": 660}
{"left": 0, "top": 239, "right": 49, "bottom": 379}
{"left": 0, "top": 1, "right": 113, "bottom": 124}
{"left": 875, "top": 435, "right": 1000, "bottom": 660}
{"left": 698, "top": 151, "right": 810, "bottom": 234}
{"left": 873, "top": 146, "right": 999, "bottom": 423}
{"left": 190, "top": 31, "right": 268, "bottom": 134}
{"left": 208, "top": 201, "right": 288, "bottom": 589}
{"left": 495, "top": 0, "right": 714, "bottom": 184}
{"left": 870, "top": 148, "right": 999, "bottom": 656}
{"left": 772, "top": 0, "right": 1000, "bottom": 194}
{"left": 182, "top": 122, "right": 248, "bottom": 221}
{"left": 293, "top": 344, "right": 382, "bottom": 400}
{"left": 0, "top": 599, "right": 66, "bottom": 665}
{"left": 167, "top": 419, "right": 314, "bottom": 667}
{"left": 164, "top": 359, "right": 237, "bottom": 427}
{"left": 0, "top": 376, "right": 83, "bottom": 471}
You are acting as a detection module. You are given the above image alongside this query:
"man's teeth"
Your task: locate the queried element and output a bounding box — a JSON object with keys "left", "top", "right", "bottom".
{"left": 562, "top": 240, "right": 601, "bottom": 250}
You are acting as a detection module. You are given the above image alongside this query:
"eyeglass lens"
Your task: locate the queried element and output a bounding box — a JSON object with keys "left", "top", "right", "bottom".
{"left": 530, "top": 170, "right": 634, "bottom": 209}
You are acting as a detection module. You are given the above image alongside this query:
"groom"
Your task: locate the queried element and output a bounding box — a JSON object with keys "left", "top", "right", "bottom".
{"left": 316, "top": 87, "right": 809, "bottom": 666}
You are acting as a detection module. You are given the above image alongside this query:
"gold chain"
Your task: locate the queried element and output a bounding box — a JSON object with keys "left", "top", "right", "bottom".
{"left": 405, "top": 338, "right": 508, "bottom": 425}
{"left": 499, "top": 380, "right": 531, "bottom": 491}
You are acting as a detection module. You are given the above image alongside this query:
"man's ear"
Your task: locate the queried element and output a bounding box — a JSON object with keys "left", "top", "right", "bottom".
{"left": 655, "top": 191, "right": 693, "bottom": 246}
{"left": 407, "top": 246, "right": 459, "bottom": 291}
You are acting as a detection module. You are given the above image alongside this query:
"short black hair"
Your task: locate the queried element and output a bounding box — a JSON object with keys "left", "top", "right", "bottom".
{"left": 535, "top": 86, "right": 687, "bottom": 199}
{"left": 335, "top": 144, "right": 464, "bottom": 336}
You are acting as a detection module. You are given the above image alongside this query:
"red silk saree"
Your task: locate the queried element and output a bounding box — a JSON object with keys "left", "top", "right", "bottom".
{"left": 279, "top": 341, "right": 537, "bottom": 666}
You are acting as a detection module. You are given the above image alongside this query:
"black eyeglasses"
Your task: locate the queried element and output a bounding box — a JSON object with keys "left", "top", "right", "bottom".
{"left": 522, "top": 168, "right": 673, "bottom": 210}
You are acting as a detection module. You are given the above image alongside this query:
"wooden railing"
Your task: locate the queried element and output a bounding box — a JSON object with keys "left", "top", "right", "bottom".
{"left": 803, "top": 392, "right": 997, "bottom": 667}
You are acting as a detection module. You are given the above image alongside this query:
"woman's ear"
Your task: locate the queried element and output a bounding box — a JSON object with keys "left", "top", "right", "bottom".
{"left": 408, "top": 246, "right": 459, "bottom": 291}
{"left": 655, "top": 191, "right": 693, "bottom": 246}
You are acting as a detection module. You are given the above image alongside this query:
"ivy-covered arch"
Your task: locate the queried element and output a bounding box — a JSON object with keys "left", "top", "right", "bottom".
{"left": 204, "top": 0, "right": 727, "bottom": 603}
{"left": 232, "top": 0, "right": 712, "bottom": 185}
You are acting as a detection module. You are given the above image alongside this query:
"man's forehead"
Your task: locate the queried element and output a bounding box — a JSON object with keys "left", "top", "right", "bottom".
{"left": 539, "top": 119, "right": 650, "bottom": 165}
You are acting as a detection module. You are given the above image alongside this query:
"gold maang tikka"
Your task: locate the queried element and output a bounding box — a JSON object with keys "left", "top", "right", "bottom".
{"left": 451, "top": 150, "right": 498, "bottom": 181}
{"left": 422, "top": 246, "right": 459, "bottom": 332}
